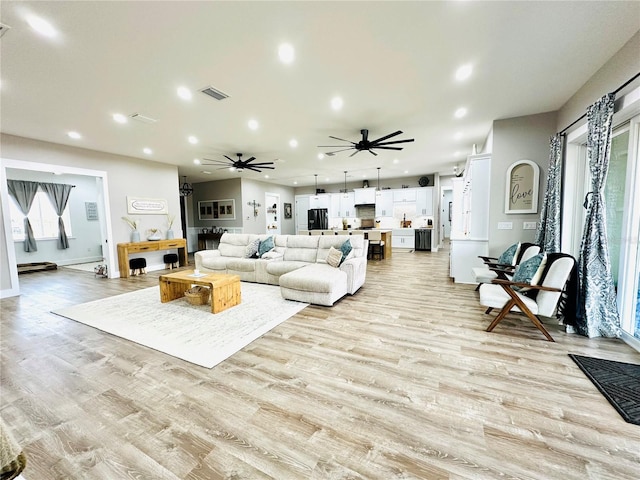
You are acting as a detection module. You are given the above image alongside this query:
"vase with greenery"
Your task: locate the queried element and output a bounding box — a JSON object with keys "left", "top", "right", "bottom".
{"left": 147, "top": 228, "right": 162, "bottom": 241}
{"left": 166, "top": 213, "right": 176, "bottom": 239}
{"left": 122, "top": 216, "right": 140, "bottom": 242}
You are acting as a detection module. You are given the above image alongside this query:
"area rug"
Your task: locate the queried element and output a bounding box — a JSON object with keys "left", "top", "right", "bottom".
{"left": 52, "top": 283, "right": 308, "bottom": 368}
{"left": 569, "top": 354, "right": 640, "bottom": 425}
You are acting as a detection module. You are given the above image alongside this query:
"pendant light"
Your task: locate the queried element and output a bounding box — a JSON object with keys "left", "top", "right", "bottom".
{"left": 375, "top": 167, "right": 381, "bottom": 196}
{"left": 343, "top": 171, "right": 348, "bottom": 197}
{"left": 179, "top": 176, "right": 193, "bottom": 197}
{"left": 314, "top": 174, "right": 318, "bottom": 195}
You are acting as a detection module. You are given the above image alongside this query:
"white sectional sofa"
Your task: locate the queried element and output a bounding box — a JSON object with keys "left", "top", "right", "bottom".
{"left": 194, "top": 233, "right": 368, "bottom": 306}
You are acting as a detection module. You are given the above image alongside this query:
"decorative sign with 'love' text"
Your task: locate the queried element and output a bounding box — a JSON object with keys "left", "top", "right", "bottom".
{"left": 505, "top": 160, "right": 539, "bottom": 214}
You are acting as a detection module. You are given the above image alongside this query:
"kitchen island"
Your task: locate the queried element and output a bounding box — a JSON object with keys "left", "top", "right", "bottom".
{"left": 304, "top": 229, "right": 392, "bottom": 259}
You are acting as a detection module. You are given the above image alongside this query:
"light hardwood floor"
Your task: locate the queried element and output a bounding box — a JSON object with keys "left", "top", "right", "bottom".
{"left": 1, "top": 244, "right": 639, "bottom": 479}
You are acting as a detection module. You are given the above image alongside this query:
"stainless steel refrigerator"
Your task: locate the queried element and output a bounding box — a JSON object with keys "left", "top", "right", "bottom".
{"left": 308, "top": 208, "right": 328, "bottom": 230}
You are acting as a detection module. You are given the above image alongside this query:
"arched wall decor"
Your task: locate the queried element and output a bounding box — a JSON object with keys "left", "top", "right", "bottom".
{"left": 505, "top": 159, "right": 540, "bottom": 214}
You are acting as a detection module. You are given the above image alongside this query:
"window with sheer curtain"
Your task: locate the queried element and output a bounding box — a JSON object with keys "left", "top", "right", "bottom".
{"left": 8, "top": 191, "right": 73, "bottom": 241}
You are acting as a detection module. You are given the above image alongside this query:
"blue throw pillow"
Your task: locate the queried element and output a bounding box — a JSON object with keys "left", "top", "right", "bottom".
{"left": 258, "top": 236, "right": 275, "bottom": 257}
{"left": 339, "top": 239, "right": 352, "bottom": 266}
{"left": 512, "top": 253, "right": 547, "bottom": 290}
{"left": 497, "top": 242, "right": 521, "bottom": 266}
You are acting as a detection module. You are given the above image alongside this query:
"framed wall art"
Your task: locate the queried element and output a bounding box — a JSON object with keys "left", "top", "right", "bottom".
{"left": 505, "top": 159, "right": 540, "bottom": 214}
{"left": 127, "top": 196, "right": 168, "bottom": 215}
{"left": 284, "top": 202, "right": 292, "bottom": 219}
{"left": 198, "top": 199, "right": 236, "bottom": 220}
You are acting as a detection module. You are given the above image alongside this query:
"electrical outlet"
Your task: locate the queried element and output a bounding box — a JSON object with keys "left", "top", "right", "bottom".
{"left": 523, "top": 221, "right": 537, "bottom": 230}
{"left": 498, "top": 222, "right": 513, "bottom": 230}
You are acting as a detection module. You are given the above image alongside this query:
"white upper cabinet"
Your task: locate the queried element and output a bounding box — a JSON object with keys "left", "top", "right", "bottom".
{"left": 329, "top": 193, "right": 341, "bottom": 218}
{"left": 416, "top": 187, "right": 433, "bottom": 216}
{"left": 309, "top": 194, "right": 330, "bottom": 210}
{"left": 353, "top": 188, "right": 376, "bottom": 205}
{"left": 375, "top": 190, "right": 394, "bottom": 217}
{"left": 339, "top": 192, "right": 355, "bottom": 217}
{"left": 393, "top": 188, "right": 417, "bottom": 202}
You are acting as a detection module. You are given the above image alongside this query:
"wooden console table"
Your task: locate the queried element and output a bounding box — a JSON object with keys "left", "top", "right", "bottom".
{"left": 117, "top": 238, "right": 188, "bottom": 278}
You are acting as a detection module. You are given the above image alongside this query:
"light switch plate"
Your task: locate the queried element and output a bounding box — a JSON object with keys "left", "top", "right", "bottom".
{"left": 523, "top": 221, "right": 537, "bottom": 230}
{"left": 498, "top": 222, "right": 513, "bottom": 230}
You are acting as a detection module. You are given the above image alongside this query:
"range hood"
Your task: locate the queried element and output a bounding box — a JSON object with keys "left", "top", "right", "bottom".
{"left": 354, "top": 202, "right": 375, "bottom": 207}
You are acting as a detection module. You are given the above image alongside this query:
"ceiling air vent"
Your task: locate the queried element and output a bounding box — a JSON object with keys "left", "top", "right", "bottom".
{"left": 0, "top": 23, "right": 12, "bottom": 39}
{"left": 200, "top": 86, "right": 230, "bottom": 101}
{"left": 129, "top": 113, "right": 158, "bottom": 124}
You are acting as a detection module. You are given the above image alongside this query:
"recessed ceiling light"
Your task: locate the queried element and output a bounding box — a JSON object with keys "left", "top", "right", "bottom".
{"left": 454, "top": 132, "right": 463, "bottom": 140}
{"left": 26, "top": 15, "right": 56, "bottom": 38}
{"left": 113, "top": 113, "right": 127, "bottom": 124}
{"left": 289, "top": 139, "right": 298, "bottom": 148}
{"left": 393, "top": 158, "right": 399, "bottom": 164}
{"left": 229, "top": 167, "right": 236, "bottom": 172}
{"left": 331, "top": 96, "right": 343, "bottom": 110}
{"left": 193, "top": 158, "right": 201, "bottom": 165}
{"left": 454, "top": 107, "right": 467, "bottom": 118}
{"left": 201, "top": 170, "right": 212, "bottom": 174}
{"left": 188, "top": 135, "right": 198, "bottom": 144}
{"left": 317, "top": 153, "right": 324, "bottom": 160}
{"left": 248, "top": 119, "right": 259, "bottom": 130}
{"left": 264, "top": 174, "right": 270, "bottom": 179}
{"left": 455, "top": 64, "right": 473, "bottom": 81}
{"left": 454, "top": 151, "right": 460, "bottom": 156}
{"left": 293, "top": 181, "right": 298, "bottom": 185}
{"left": 67, "top": 131, "right": 81, "bottom": 139}
{"left": 143, "top": 147, "right": 152, "bottom": 155}
{"left": 404, "top": 170, "right": 409, "bottom": 174}
{"left": 325, "top": 177, "right": 330, "bottom": 181}
{"left": 177, "top": 86, "right": 192, "bottom": 100}
{"left": 278, "top": 43, "right": 295, "bottom": 64}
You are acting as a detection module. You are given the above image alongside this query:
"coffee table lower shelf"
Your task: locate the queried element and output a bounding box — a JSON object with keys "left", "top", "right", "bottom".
{"left": 159, "top": 271, "right": 241, "bottom": 313}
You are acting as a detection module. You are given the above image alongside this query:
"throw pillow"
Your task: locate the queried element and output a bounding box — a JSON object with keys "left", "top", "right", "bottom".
{"left": 339, "top": 239, "right": 352, "bottom": 266}
{"left": 258, "top": 236, "right": 275, "bottom": 257}
{"left": 326, "top": 246, "right": 343, "bottom": 268}
{"left": 244, "top": 238, "right": 261, "bottom": 258}
{"left": 512, "top": 253, "right": 547, "bottom": 290}
{"left": 497, "top": 242, "right": 521, "bottom": 266}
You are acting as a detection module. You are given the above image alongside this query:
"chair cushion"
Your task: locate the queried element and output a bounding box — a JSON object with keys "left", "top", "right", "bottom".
{"left": 498, "top": 242, "right": 521, "bottom": 266}
{"left": 479, "top": 283, "right": 539, "bottom": 314}
{"left": 326, "top": 246, "right": 343, "bottom": 267}
{"left": 512, "top": 253, "right": 547, "bottom": 289}
{"left": 258, "top": 236, "right": 275, "bottom": 257}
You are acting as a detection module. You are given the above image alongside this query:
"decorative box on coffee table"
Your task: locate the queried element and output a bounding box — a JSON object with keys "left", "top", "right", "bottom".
{"left": 159, "top": 270, "right": 241, "bottom": 314}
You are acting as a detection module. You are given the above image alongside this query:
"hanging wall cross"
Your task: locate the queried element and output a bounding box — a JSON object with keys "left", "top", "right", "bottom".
{"left": 247, "top": 200, "right": 261, "bottom": 217}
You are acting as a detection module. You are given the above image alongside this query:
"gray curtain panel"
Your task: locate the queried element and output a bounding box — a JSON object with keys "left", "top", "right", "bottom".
{"left": 576, "top": 93, "right": 621, "bottom": 338}
{"left": 40, "top": 182, "right": 74, "bottom": 249}
{"left": 6, "top": 180, "right": 39, "bottom": 252}
{"left": 535, "top": 134, "right": 563, "bottom": 253}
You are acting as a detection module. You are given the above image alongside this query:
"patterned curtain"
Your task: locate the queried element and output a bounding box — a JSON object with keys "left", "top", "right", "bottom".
{"left": 535, "top": 134, "right": 563, "bottom": 253}
{"left": 6, "top": 180, "right": 39, "bottom": 252}
{"left": 40, "top": 182, "right": 74, "bottom": 249}
{"left": 576, "top": 93, "right": 621, "bottom": 338}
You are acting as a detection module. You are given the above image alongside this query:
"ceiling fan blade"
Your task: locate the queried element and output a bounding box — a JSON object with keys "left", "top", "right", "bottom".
{"left": 318, "top": 144, "right": 355, "bottom": 148}
{"left": 202, "top": 161, "right": 233, "bottom": 166}
{"left": 329, "top": 136, "right": 356, "bottom": 144}
{"left": 369, "top": 149, "right": 378, "bottom": 156}
{"left": 324, "top": 147, "right": 356, "bottom": 155}
{"left": 244, "top": 157, "right": 256, "bottom": 163}
{"left": 370, "top": 130, "right": 402, "bottom": 144}
{"left": 248, "top": 163, "right": 275, "bottom": 167}
{"left": 374, "top": 138, "right": 415, "bottom": 146}
{"left": 223, "top": 155, "right": 235, "bottom": 162}
{"left": 244, "top": 167, "right": 262, "bottom": 172}
{"left": 372, "top": 146, "right": 404, "bottom": 150}
{"left": 349, "top": 150, "right": 361, "bottom": 157}
{"left": 361, "top": 129, "right": 369, "bottom": 142}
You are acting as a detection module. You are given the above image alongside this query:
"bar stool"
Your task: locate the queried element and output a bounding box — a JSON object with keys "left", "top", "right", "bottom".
{"left": 367, "top": 230, "right": 385, "bottom": 260}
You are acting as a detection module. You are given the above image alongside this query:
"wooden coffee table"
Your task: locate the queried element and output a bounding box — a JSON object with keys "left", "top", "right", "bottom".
{"left": 159, "top": 270, "right": 241, "bottom": 313}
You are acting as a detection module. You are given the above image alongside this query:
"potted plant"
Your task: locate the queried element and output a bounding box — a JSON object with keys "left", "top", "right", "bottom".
{"left": 166, "top": 213, "right": 176, "bottom": 239}
{"left": 147, "top": 228, "right": 162, "bottom": 241}
{"left": 122, "top": 216, "right": 140, "bottom": 242}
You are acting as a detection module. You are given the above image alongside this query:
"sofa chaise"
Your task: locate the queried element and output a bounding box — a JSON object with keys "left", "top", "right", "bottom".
{"left": 194, "top": 233, "right": 368, "bottom": 306}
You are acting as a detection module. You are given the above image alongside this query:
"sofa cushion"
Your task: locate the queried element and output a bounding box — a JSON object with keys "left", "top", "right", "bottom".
{"left": 339, "top": 239, "right": 352, "bottom": 265}
{"left": 266, "top": 260, "right": 308, "bottom": 277}
{"left": 245, "top": 238, "right": 261, "bottom": 258}
{"left": 218, "top": 233, "right": 251, "bottom": 258}
{"left": 284, "top": 235, "right": 320, "bottom": 262}
{"left": 199, "top": 256, "right": 229, "bottom": 271}
{"left": 280, "top": 264, "right": 347, "bottom": 294}
{"left": 258, "top": 236, "right": 275, "bottom": 257}
{"left": 226, "top": 258, "right": 257, "bottom": 272}
{"left": 326, "top": 247, "right": 343, "bottom": 267}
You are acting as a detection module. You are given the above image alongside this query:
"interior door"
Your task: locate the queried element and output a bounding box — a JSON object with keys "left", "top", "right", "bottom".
{"left": 265, "top": 192, "right": 280, "bottom": 235}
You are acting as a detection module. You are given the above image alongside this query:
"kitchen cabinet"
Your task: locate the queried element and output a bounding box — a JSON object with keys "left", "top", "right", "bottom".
{"left": 339, "top": 192, "right": 355, "bottom": 217}
{"left": 391, "top": 228, "right": 415, "bottom": 249}
{"left": 416, "top": 187, "right": 433, "bottom": 216}
{"left": 329, "top": 193, "right": 341, "bottom": 218}
{"left": 309, "top": 194, "right": 330, "bottom": 209}
{"left": 393, "top": 188, "right": 417, "bottom": 203}
{"left": 375, "top": 190, "right": 394, "bottom": 217}
{"left": 354, "top": 188, "right": 376, "bottom": 205}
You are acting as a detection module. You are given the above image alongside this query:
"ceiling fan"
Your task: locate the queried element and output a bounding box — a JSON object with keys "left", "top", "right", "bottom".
{"left": 319, "top": 129, "right": 414, "bottom": 157}
{"left": 201, "top": 153, "right": 275, "bottom": 172}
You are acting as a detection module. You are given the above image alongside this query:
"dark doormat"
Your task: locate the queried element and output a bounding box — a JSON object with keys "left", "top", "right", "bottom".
{"left": 569, "top": 354, "right": 640, "bottom": 425}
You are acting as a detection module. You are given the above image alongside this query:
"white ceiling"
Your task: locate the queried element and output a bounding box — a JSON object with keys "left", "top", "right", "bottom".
{"left": 1, "top": 1, "right": 639, "bottom": 187}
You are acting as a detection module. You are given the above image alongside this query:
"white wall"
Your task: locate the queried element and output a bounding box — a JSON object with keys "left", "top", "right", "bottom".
{"left": 488, "top": 111, "right": 558, "bottom": 256}
{"left": 241, "top": 179, "right": 295, "bottom": 235}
